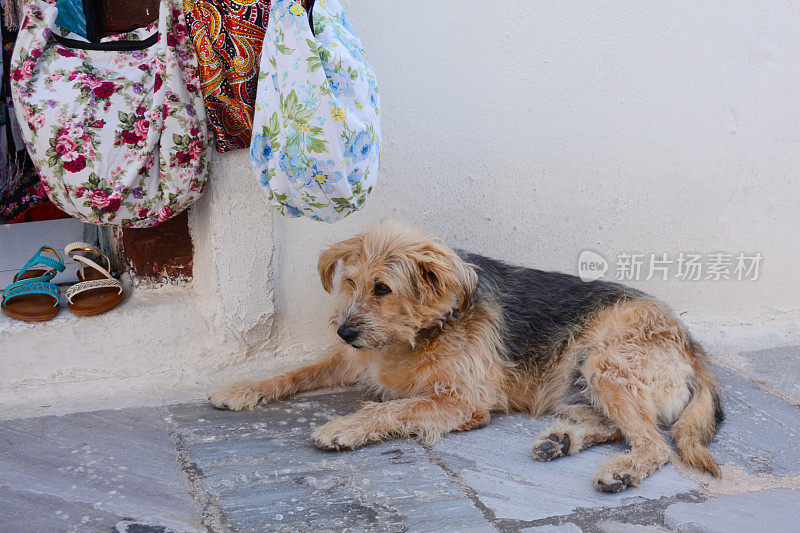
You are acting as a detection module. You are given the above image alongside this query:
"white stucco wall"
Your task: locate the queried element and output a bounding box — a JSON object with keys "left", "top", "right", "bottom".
{"left": 268, "top": 0, "right": 800, "bottom": 354}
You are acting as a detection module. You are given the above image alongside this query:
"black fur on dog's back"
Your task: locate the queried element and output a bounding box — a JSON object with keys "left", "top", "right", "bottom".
{"left": 458, "top": 251, "right": 642, "bottom": 366}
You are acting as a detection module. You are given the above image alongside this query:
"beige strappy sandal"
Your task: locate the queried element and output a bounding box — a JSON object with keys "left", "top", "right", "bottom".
{"left": 64, "top": 242, "right": 123, "bottom": 316}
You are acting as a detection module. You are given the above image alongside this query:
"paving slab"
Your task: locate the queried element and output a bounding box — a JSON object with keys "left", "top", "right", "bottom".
{"left": 433, "top": 414, "right": 698, "bottom": 523}
{"left": 736, "top": 345, "right": 800, "bottom": 402}
{"left": 165, "top": 391, "right": 491, "bottom": 532}
{"left": 710, "top": 364, "right": 800, "bottom": 475}
{"left": 0, "top": 484, "right": 123, "bottom": 532}
{"left": 521, "top": 523, "right": 582, "bottom": 532}
{"left": 596, "top": 520, "right": 669, "bottom": 532}
{"left": 663, "top": 489, "right": 800, "bottom": 533}
{"left": 0, "top": 407, "right": 202, "bottom": 532}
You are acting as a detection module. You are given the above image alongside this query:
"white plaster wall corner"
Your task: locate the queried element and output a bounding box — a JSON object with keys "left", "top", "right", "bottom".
{"left": 188, "top": 150, "right": 277, "bottom": 367}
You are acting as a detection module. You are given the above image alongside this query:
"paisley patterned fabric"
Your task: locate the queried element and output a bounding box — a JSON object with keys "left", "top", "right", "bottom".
{"left": 184, "top": 0, "right": 270, "bottom": 152}
{"left": 10, "top": 0, "right": 210, "bottom": 227}
{"left": 250, "top": 0, "right": 380, "bottom": 222}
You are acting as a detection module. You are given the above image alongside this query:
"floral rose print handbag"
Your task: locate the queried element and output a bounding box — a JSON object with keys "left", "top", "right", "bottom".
{"left": 250, "top": 0, "right": 380, "bottom": 223}
{"left": 10, "top": 0, "right": 209, "bottom": 227}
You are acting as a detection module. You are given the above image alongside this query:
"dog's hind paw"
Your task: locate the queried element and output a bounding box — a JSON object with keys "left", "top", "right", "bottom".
{"left": 593, "top": 449, "right": 662, "bottom": 492}
{"left": 208, "top": 380, "right": 264, "bottom": 411}
{"left": 531, "top": 432, "right": 572, "bottom": 461}
{"left": 594, "top": 472, "right": 634, "bottom": 493}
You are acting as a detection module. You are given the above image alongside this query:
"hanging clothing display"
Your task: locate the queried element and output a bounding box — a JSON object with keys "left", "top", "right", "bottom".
{"left": 1, "top": 0, "right": 25, "bottom": 31}
{"left": 249, "top": 0, "right": 380, "bottom": 222}
{"left": 0, "top": 22, "right": 9, "bottom": 185}
{"left": 183, "top": 0, "right": 270, "bottom": 152}
{"left": 10, "top": 0, "right": 210, "bottom": 227}
{"left": 7, "top": 196, "right": 69, "bottom": 222}
{"left": 0, "top": 159, "right": 53, "bottom": 224}
{"left": 54, "top": 0, "right": 87, "bottom": 38}
{"left": 1, "top": 11, "right": 54, "bottom": 224}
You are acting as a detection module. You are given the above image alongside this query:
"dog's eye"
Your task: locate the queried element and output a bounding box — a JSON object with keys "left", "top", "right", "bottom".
{"left": 373, "top": 282, "right": 391, "bottom": 296}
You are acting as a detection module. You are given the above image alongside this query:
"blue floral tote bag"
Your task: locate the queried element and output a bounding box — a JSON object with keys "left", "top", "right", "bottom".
{"left": 10, "top": 0, "right": 209, "bottom": 227}
{"left": 250, "top": 0, "right": 380, "bottom": 223}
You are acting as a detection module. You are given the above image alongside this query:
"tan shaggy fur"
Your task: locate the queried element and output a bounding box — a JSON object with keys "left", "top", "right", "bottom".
{"left": 210, "top": 222, "right": 722, "bottom": 492}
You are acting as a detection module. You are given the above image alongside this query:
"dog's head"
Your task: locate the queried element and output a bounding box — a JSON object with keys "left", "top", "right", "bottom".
{"left": 318, "top": 221, "right": 478, "bottom": 350}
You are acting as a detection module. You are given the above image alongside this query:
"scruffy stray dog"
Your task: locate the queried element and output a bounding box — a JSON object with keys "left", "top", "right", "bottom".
{"left": 210, "top": 222, "right": 723, "bottom": 492}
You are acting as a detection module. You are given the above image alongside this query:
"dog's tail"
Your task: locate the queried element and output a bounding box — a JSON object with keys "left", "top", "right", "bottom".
{"left": 671, "top": 339, "right": 724, "bottom": 477}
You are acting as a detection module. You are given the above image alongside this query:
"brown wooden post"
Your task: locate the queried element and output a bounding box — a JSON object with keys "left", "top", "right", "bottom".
{"left": 94, "top": 0, "right": 160, "bottom": 35}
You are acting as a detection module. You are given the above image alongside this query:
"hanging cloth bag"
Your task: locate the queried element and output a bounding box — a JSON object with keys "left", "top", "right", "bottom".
{"left": 250, "top": 0, "right": 380, "bottom": 223}
{"left": 10, "top": 0, "right": 209, "bottom": 227}
{"left": 183, "top": 0, "right": 271, "bottom": 152}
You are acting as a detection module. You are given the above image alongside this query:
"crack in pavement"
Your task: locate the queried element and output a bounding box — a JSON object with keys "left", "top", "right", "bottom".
{"left": 163, "top": 408, "right": 234, "bottom": 533}
{"left": 424, "top": 445, "right": 501, "bottom": 531}
{"left": 425, "top": 443, "right": 707, "bottom": 533}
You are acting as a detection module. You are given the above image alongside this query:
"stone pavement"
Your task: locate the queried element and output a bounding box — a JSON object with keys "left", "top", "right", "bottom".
{"left": 2, "top": 346, "right": 800, "bottom": 532}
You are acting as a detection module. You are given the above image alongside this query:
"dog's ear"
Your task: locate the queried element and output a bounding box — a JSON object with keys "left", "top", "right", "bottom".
{"left": 411, "top": 242, "right": 478, "bottom": 311}
{"left": 318, "top": 236, "right": 362, "bottom": 293}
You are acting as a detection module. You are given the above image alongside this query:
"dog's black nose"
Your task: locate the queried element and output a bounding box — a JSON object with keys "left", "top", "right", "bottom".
{"left": 337, "top": 325, "right": 359, "bottom": 343}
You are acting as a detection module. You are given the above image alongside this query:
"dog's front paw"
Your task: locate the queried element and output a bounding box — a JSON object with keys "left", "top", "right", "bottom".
{"left": 311, "top": 417, "right": 368, "bottom": 451}
{"left": 209, "top": 380, "right": 264, "bottom": 411}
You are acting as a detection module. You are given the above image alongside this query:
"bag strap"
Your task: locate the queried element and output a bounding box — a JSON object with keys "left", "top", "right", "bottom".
{"left": 51, "top": 31, "right": 158, "bottom": 51}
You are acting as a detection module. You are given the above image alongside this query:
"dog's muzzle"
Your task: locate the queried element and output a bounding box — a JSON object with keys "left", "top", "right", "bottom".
{"left": 337, "top": 324, "right": 360, "bottom": 345}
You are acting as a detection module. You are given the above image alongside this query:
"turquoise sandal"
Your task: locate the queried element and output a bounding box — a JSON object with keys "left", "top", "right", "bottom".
{"left": 1, "top": 246, "right": 66, "bottom": 322}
